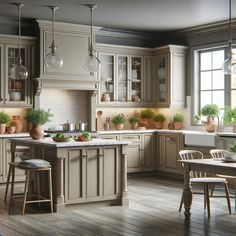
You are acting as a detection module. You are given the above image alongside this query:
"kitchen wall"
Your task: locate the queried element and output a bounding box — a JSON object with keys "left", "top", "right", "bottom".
{"left": 38, "top": 89, "right": 89, "bottom": 131}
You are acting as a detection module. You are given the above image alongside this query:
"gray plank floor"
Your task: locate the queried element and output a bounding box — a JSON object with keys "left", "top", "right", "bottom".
{"left": 1, "top": 175, "right": 236, "bottom": 236}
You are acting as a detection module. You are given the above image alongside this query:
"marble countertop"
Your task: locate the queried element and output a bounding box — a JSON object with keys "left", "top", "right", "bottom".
{"left": 10, "top": 137, "right": 130, "bottom": 148}
{"left": 0, "top": 132, "right": 30, "bottom": 138}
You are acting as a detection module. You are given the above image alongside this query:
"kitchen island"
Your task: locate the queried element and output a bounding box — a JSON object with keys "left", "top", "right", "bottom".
{"left": 10, "top": 137, "right": 129, "bottom": 212}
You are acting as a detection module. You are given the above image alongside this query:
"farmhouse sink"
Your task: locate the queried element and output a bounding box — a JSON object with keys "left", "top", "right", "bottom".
{"left": 215, "top": 132, "right": 236, "bottom": 137}
{"left": 184, "top": 131, "right": 216, "bottom": 147}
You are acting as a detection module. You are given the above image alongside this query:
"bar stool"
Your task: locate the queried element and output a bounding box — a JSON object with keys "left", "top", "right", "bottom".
{"left": 5, "top": 160, "right": 53, "bottom": 215}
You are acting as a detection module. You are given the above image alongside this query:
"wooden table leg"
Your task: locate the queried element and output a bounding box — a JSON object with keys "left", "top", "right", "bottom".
{"left": 183, "top": 170, "right": 192, "bottom": 219}
{"left": 56, "top": 158, "right": 65, "bottom": 212}
{"left": 121, "top": 145, "right": 129, "bottom": 206}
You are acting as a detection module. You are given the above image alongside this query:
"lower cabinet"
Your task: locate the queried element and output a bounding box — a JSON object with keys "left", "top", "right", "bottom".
{"left": 0, "top": 138, "right": 29, "bottom": 184}
{"left": 65, "top": 146, "right": 121, "bottom": 204}
{"left": 157, "top": 133, "right": 183, "bottom": 174}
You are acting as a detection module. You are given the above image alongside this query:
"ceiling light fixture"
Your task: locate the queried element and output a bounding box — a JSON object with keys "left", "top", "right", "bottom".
{"left": 44, "top": 6, "right": 63, "bottom": 69}
{"left": 10, "top": 3, "right": 28, "bottom": 80}
{"left": 222, "top": 0, "right": 236, "bottom": 75}
{"left": 84, "top": 4, "right": 101, "bottom": 73}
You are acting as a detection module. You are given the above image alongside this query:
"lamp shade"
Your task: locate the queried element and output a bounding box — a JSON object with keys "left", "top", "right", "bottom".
{"left": 44, "top": 51, "right": 63, "bottom": 69}
{"left": 222, "top": 55, "right": 236, "bottom": 75}
{"left": 9, "top": 63, "right": 28, "bottom": 80}
{"left": 84, "top": 55, "right": 101, "bottom": 73}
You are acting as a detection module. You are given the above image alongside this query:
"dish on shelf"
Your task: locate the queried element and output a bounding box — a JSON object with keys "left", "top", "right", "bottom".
{"left": 52, "top": 137, "right": 72, "bottom": 142}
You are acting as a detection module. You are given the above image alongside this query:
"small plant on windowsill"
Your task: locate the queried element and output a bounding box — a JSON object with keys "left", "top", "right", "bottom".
{"left": 153, "top": 114, "right": 166, "bottom": 129}
{"left": 139, "top": 109, "right": 154, "bottom": 129}
{"left": 112, "top": 113, "right": 125, "bottom": 130}
{"left": 223, "top": 106, "right": 236, "bottom": 133}
{"left": 225, "top": 141, "right": 236, "bottom": 160}
{"left": 0, "top": 111, "right": 11, "bottom": 134}
{"left": 194, "top": 114, "right": 202, "bottom": 125}
{"left": 128, "top": 116, "right": 140, "bottom": 130}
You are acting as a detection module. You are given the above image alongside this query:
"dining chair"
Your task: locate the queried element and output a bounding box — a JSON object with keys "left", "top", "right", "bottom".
{"left": 210, "top": 149, "right": 236, "bottom": 209}
{"left": 179, "top": 150, "right": 231, "bottom": 218}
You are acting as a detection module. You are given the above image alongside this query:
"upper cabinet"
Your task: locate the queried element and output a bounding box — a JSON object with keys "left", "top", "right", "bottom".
{"left": 0, "top": 35, "right": 36, "bottom": 107}
{"left": 37, "top": 20, "right": 100, "bottom": 89}
{"left": 97, "top": 44, "right": 154, "bottom": 106}
{"left": 154, "top": 45, "right": 188, "bottom": 108}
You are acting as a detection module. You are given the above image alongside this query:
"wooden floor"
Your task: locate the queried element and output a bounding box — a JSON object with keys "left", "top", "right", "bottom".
{"left": 1, "top": 175, "right": 236, "bottom": 236}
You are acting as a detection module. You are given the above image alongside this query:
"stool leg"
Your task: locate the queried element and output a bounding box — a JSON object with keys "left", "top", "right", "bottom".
{"left": 36, "top": 171, "right": 41, "bottom": 208}
{"left": 23, "top": 170, "right": 30, "bottom": 215}
{"left": 48, "top": 169, "right": 53, "bottom": 213}
{"left": 206, "top": 184, "right": 210, "bottom": 218}
{"left": 5, "top": 164, "right": 13, "bottom": 201}
{"left": 8, "top": 166, "right": 15, "bottom": 215}
{"left": 224, "top": 183, "right": 231, "bottom": 214}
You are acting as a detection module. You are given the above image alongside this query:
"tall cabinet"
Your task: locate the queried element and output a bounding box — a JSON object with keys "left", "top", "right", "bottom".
{"left": 0, "top": 35, "right": 36, "bottom": 107}
{"left": 154, "top": 45, "right": 188, "bottom": 108}
{"left": 97, "top": 44, "right": 155, "bottom": 106}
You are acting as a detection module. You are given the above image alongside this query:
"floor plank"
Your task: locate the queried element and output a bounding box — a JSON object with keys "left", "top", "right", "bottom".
{"left": 1, "top": 175, "right": 236, "bottom": 236}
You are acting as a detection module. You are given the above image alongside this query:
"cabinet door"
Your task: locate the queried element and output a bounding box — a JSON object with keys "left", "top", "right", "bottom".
{"left": 130, "top": 56, "right": 142, "bottom": 103}
{"left": 143, "top": 56, "right": 155, "bottom": 104}
{"left": 117, "top": 55, "right": 129, "bottom": 102}
{"left": 156, "top": 54, "right": 170, "bottom": 107}
{"left": 0, "top": 45, "right": 3, "bottom": 103}
{"left": 142, "top": 133, "right": 155, "bottom": 170}
{"left": 127, "top": 143, "right": 142, "bottom": 173}
{"left": 99, "top": 53, "right": 115, "bottom": 103}
{"left": 6, "top": 46, "right": 29, "bottom": 105}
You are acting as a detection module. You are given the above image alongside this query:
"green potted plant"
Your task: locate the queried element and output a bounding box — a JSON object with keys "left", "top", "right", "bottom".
{"left": 223, "top": 106, "right": 236, "bottom": 133}
{"left": 139, "top": 109, "right": 154, "bottom": 129}
{"left": 194, "top": 114, "right": 202, "bottom": 125}
{"left": 200, "top": 104, "right": 220, "bottom": 132}
{"left": 25, "top": 108, "right": 53, "bottom": 139}
{"left": 112, "top": 113, "right": 125, "bottom": 130}
{"left": 173, "top": 113, "right": 184, "bottom": 130}
{"left": 153, "top": 114, "right": 166, "bottom": 129}
{"left": 226, "top": 141, "right": 236, "bottom": 160}
{"left": 0, "top": 111, "right": 11, "bottom": 134}
{"left": 128, "top": 116, "right": 140, "bottom": 130}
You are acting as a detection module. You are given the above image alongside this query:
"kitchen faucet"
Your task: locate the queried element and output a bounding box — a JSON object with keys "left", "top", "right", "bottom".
{"left": 216, "top": 115, "right": 224, "bottom": 132}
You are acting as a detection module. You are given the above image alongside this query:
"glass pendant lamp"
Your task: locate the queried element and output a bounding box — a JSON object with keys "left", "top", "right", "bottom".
{"left": 44, "top": 6, "right": 63, "bottom": 69}
{"left": 10, "top": 3, "right": 28, "bottom": 80}
{"left": 84, "top": 4, "right": 101, "bottom": 73}
{"left": 222, "top": 0, "right": 236, "bottom": 75}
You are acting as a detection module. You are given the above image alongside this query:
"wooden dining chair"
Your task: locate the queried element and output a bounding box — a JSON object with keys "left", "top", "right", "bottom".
{"left": 210, "top": 149, "right": 236, "bottom": 208}
{"left": 179, "top": 150, "right": 231, "bottom": 218}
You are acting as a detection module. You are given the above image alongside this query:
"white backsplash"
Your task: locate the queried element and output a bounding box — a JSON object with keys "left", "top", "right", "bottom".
{"left": 38, "top": 89, "right": 89, "bottom": 130}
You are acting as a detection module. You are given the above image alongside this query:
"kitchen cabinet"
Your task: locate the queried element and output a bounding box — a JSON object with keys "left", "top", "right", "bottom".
{"left": 65, "top": 146, "right": 121, "bottom": 204}
{"left": 154, "top": 45, "right": 188, "bottom": 108}
{"left": 157, "top": 132, "right": 184, "bottom": 174}
{"left": 97, "top": 44, "right": 154, "bottom": 106}
{"left": 100, "top": 132, "right": 155, "bottom": 173}
{"left": 216, "top": 136, "right": 235, "bottom": 150}
{"left": 0, "top": 35, "right": 36, "bottom": 107}
{"left": 0, "top": 138, "right": 30, "bottom": 184}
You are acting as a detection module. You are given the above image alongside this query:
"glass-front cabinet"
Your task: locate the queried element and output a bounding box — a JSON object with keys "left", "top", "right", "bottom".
{"left": 0, "top": 35, "right": 35, "bottom": 107}
{"left": 98, "top": 52, "right": 143, "bottom": 105}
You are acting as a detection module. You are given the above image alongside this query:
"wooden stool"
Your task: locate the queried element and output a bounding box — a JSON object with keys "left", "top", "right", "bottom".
{"left": 5, "top": 162, "right": 53, "bottom": 215}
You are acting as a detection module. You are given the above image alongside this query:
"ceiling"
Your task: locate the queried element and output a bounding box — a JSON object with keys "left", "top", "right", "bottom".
{"left": 0, "top": 0, "right": 235, "bottom": 32}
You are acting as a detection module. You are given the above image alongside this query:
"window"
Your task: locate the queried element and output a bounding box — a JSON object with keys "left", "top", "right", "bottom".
{"left": 194, "top": 46, "right": 236, "bottom": 118}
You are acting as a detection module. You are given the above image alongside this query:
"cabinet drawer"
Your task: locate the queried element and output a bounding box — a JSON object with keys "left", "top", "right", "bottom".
{"left": 100, "top": 134, "right": 120, "bottom": 140}
{"left": 120, "top": 134, "right": 141, "bottom": 142}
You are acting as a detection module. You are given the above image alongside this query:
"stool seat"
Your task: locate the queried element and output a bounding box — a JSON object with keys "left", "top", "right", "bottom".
{"left": 5, "top": 160, "right": 53, "bottom": 215}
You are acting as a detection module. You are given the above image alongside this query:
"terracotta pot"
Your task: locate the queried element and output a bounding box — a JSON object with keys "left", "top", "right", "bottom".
{"left": 7, "top": 126, "right": 16, "bottom": 134}
{"left": 10, "top": 115, "right": 23, "bottom": 133}
{"left": 114, "top": 123, "right": 124, "bottom": 130}
{"left": 29, "top": 125, "right": 44, "bottom": 140}
{"left": 0, "top": 123, "right": 6, "bottom": 134}
{"left": 130, "top": 122, "right": 138, "bottom": 130}
{"left": 204, "top": 116, "right": 216, "bottom": 132}
{"left": 139, "top": 118, "right": 149, "bottom": 129}
{"left": 153, "top": 121, "right": 163, "bottom": 129}
{"left": 174, "top": 121, "right": 183, "bottom": 130}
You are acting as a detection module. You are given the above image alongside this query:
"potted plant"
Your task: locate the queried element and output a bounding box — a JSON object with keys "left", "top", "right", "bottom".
{"left": 153, "top": 114, "right": 166, "bottom": 129}
{"left": 112, "top": 113, "right": 125, "bottom": 130}
{"left": 226, "top": 141, "right": 236, "bottom": 160}
{"left": 223, "top": 106, "right": 236, "bottom": 133}
{"left": 128, "top": 116, "right": 140, "bottom": 130}
{"left": 200, "top": 104, "right": 220, "bottom": 132}
{"left": 194, "top": 114, "right": 202, "bottom": 125}
{"left": 139, "top": 109, "right": 154, "bottom": 129}
{"left": 0, "top": 111, "right": 11, "bottom": 134}
{"left": 173, "top": 114, "right": 184, "bottom": 130}
{"left": 25, "top": 108, "right": 53, "bottom": 139}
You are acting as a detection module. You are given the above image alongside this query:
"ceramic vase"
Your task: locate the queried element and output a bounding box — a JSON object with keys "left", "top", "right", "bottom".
{"left": 10, "top": 115, "right": 23, "bottom": 133}
{"left": 130, "top": 122, "right": 138, "bottom": 130}
{"left": 114, "top": 124, "right": 124, "bottom": 130}
{"left": 154, "top": 121, "right": 163, "bottom": 129}
{"left": 204, "top": 116, "right": 216, "bottom": 132}
{"left": 174, "top": 121, "right": 183, "bottom": 130}
{"left": 139, "top": 118, "right": 149, "bottom": 129}
{"left": 29, "top": 125, "right": 44, "bottom": 140}
{"left": 7, "top": 126, "right": 16, "bottom": 134}
{"left": 0, "top": 123, "right": 6, "bottom": 134}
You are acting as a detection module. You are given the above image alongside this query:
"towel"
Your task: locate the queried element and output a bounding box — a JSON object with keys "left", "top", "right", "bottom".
{"left": 18, "top": 159, "right": 51, "bottom": 168}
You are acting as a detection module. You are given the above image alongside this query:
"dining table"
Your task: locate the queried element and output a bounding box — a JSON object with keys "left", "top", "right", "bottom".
{"left": 179, "top": 158, "right": 236, "bottom": 219}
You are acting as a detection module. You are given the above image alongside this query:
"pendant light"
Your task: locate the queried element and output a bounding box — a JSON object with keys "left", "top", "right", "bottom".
{"left": 44, "top": 6, "right": 63, "bottom": 69}
{"left": 84, "top": 4, "right": 101, "bottom": 73}
{"left": 222, "top": 0, "right": 236, "bottom": 75}
{"left": 10, "top": 3, "right": 28, "bottom": 80}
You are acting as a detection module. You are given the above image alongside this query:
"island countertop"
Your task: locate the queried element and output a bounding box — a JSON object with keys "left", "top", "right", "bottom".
{"left": 9, "top": 137, "right": 130, "bottom": 148}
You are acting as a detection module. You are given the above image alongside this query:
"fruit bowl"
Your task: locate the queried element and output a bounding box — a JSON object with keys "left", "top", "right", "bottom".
{"left": 52, "top": 137, "right": 72, "bottom": 142}
{"left": 74, "top": 137, "right": 91, "bottom": 142}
